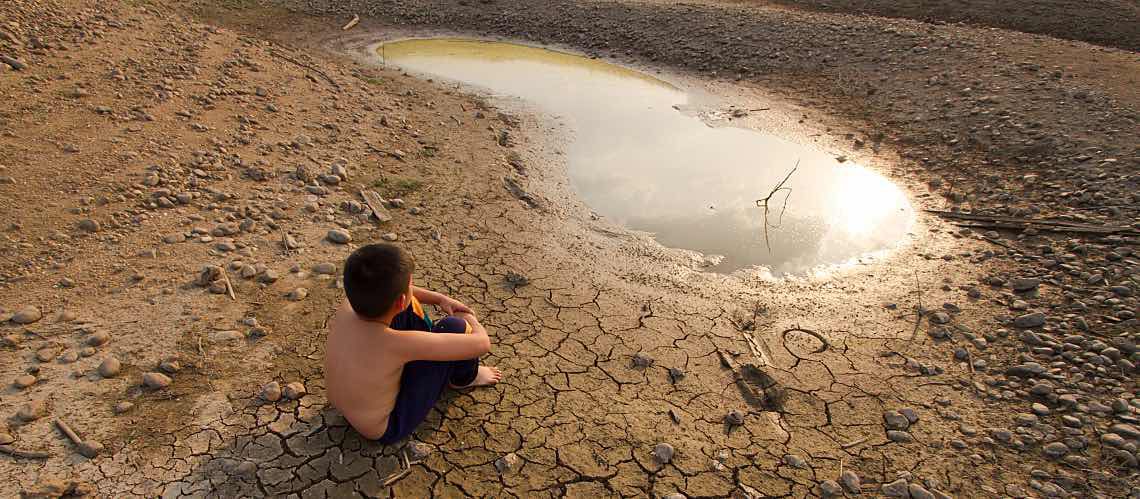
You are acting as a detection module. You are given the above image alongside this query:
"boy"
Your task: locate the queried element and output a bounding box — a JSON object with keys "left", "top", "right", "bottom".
{"left": 325, "top": 243, "right": 502, "bottom": 443}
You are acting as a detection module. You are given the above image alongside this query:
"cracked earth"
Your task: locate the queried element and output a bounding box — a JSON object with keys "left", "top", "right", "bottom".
{"left": 1, "top": 0, "right": 1138, "bottom": 497}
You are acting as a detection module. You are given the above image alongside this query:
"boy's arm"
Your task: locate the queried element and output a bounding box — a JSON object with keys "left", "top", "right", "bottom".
{"left": 411, "top": 285, "right": 472, "bottom": 315}
{"left": 394, "top": 317, "right": 491, "bottom": 361}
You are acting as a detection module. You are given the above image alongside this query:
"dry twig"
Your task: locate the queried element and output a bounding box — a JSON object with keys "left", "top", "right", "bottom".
{"left": 755, "top": 162, "right": 799, "bottom": 252}
{"left": 781, "top": 327, "right": 829, "bottom": 353}
{"left": 341, "top": 14, "right": 360, "bottom": 31}
{"left": 269, "top": 49, "right": 341, "bottom": 90}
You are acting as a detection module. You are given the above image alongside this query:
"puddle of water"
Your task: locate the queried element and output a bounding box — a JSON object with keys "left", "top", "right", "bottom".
{"left": 379, "top": 38, "right": 915, "bottom": 274}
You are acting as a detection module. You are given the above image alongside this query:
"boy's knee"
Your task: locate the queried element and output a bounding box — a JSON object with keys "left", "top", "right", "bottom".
{"left": 431, "top": 316, "right": 471, "bottom": 335}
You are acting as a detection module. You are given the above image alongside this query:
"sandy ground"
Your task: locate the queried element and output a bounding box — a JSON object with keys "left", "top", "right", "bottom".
{"left": 0, "top": 0, "right": 1137, "bottom": 497}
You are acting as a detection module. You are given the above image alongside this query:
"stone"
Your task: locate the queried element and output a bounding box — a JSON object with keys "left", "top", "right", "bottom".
{"left": 1042, "top": 441, "right": 1069, "bottom": 459}
{"left": 14, "top": 374, "right": 36, "bottom": 389}
{"left": 98, "top": 357, "right": 122, "bottom": 378}
{"left": 142, "top": 372, "right": 172, "bottom": 389}
{"left": 887, "top": 430, "right": 913, "bottom": 443}
{"left": 86, "top": 330, "right": 111, "bottom": 347}
{"left": 631, "top": 352, "right": 654, "bottom": 368}
{"left": 652, "top": 443, "right": 675, "bottom": 464}
{"left": 258, "top": 270, "right": 279, "bottom": 283}
{"left": 312, "top": 262, "right": 337, "bottom": 275}
{"left": 884, "top": 410, "right": 910, "bottom": 430}
{"left": 11, "top": 305, "right": 42, "bottom": 324}
{"left": 381, "top": 232, "right": 398, "bottom": 241}
{"left": 899, "top": 407, "right": 919, "bottom": 423}
{"left": 1010, "top": 278, "right": 1041, "bottom": 292}
{"left": 407, "top": 441, "right": 432, "bottom": 461}
{"left": 0, "top": 432, "right": 13, "bottom": 445}
{"left": 1014, "top": 312, "right": 1046, "bottom": 328}
{"left": 287, "top": 287, "right": 308, "bottom": 301}
{"left": 326, "top": 228, "right": 351, "bottom": 244}
{"left": 210, "top": 330, "right": 245, "bottom": 343}
{"left": 882, "top": 478, "right": 910, "bottom": 497}
{"left": 820, "top": 480, "right": 843, "bottom": 497}
{"left": 159, "top": 359, "right": 181, "bottom": 373}
{"left": 17, "top": 400, "right": 48, "bottom": 421}
{"left": 909, "top": 484, "right": 936, "bottom": 499}
{"left": 78, "top": 218, "right": 101, "bottom": 233}
{"left": 57, "top": 350, "right": 79, "bottom": 364}
{"left": 283, "top": 381, "right": 306, "bottom": 400}
{"left": 113, "top": 401, "right": 134, "bottom": 414}
{"left": 35, "top": 348, "right": 56, "bottom": 362}
{"left": 725, "top": 410, "right": 745, "bottom": 426}
{"left": 929, "top": 311, "right": 951, "bottom": 324}
{"left": 260, "top": 381, "right": 282, "bottom": 402}
{"left": 1109, "top": 423, "right": 1140, "bottom": 439}
{"left": 783, "top": 454, "right": 806, "bottom": 468}
{"left": 840, "top": 470, "right": 861, "bottom": 492}
{"left": 495, "top": 452, "right": 521, "bottom": 474}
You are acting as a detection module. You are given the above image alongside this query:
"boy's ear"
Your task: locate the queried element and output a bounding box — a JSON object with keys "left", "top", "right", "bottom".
{"left": 391, "top": 293, "right": 408, "bottom": 314}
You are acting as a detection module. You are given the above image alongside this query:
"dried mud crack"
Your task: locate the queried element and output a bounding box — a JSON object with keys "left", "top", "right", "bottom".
{"left": 1, "top": 0, "right": 1138, "bottom": 498}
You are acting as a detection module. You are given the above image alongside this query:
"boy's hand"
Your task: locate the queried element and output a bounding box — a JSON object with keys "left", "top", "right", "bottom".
{"left": 439, "top": 297, "right": 472, "bottom": 315}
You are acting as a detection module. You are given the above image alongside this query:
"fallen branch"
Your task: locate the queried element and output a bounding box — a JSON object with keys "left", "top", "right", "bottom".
{"left": 755, "top": 162, "right": 799, "bottom": 252}
{"left": 0, "top": 444, "right": 50, "bottom": 459}
{"left": 269, "top": 49, "right": 341, "bottom": 90}
{"left": 220, "top": 267, "right": 236, "bottom": 301}
{"left": 909, "top": 270, "right": 923, "bottom": 341}
{"left": 782, "top": 327, "right": 829, "bottom": 353}
{"left": 341, "top": 14, "right": 360, "bottom": 31}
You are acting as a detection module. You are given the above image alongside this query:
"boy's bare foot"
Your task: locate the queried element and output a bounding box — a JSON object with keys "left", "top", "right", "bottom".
{"left": 452, "top": 366, "right": 502, "bottom": 389}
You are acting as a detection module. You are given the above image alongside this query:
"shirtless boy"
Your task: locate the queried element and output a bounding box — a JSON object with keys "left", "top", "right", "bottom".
{"left": 325, "top": 243, "right": 502, "bottom": 443}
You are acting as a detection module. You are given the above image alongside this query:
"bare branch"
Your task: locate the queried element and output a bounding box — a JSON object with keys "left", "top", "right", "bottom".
{"left": 755, "top": 162, "right": 799, "bottom": 252}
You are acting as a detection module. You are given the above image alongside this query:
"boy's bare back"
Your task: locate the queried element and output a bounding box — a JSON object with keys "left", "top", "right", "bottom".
{"left": 325, "top": 301, "right": 406, "bottom": 439}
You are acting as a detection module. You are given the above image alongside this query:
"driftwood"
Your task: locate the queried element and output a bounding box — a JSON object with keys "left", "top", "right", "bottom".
{"left": 927, "top": 210, "right": 1139, "bottom": 237}
{"left": 269, "top": 49, "right": 340, "bottom": 90}
{"left": 0, "top": 444, "right": 50, "bottom": 459}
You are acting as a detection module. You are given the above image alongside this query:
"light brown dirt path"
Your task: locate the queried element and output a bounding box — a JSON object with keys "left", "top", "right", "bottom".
{"left": 0, "top": 0, "right": 1136, "bottom": 498}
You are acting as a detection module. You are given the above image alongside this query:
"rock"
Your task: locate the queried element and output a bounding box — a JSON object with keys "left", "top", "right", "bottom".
{"left": 17, "top": 400, "right": 48, "bottom": 421}
{"left": 1109, "top": 285, "right": 1133, "bottom": 297}
{"left": 283, "top": 381, "right": 306, "bottom": 400}
{"left": 234, "top": 461, "right": 257, "bottom": 476}
{"left": 163, "top": 233, "right": 186, "bottom": 244}
{"left": 258, "top": 270, "right": 279, "bottom": 283}
{"left": 1109, "top": 423, "right": 1139, "bottom": 439}
{"left": 35, "top": 347, "right": 56, "bottom": 362}
{"left": 260, "top": 381, "right": 282, "bottom": 402}
{"left": 882, "top": 478, "right": 910, "bottom": 496}
{"left": 784, "top": 454, "right": 806, "bottom": 468}
{"left": 1014, "top": 312, "right": 1046, "bottom": 328}
{"left": 11, "top": 305, "right": 42, "bottom": 324}
{"left": 381, "top": 232, "right": 398, "bottom": 241}
{"left": 0, "top": 432, "right": 13, "bottom": 445}
{"left": 1006, "top": 362, "right": 1046, "bottom": 377}
{"left": 312, "top": 262, "right": 337, "bottom": 275}
{"left": 1010, "top": 278, "right": 1041, "bottom": 292}
{"left": 1, "top": 54, "right": 28, "bottom": 70}
{"left": 909, "top": 483, "right": 936, "bottom": 499}
{"left": 887, "top": 430, "right": 913, "bottom": 443}
{"left": 929, "top": 311, "right": 951, "bottom": 324}
{"left": 86, "top": 330, "right": 111, "bottom": 347}
{"left": 78, "top": 218, "right": 101, "bottom": 233}
{"left": 57, "top": 350, "right": 79, "bottom": 364}
{"left": 14, "top": 374, "right": 36, "bottom": 389}
{"left": 159, "top": 359, "right": 181, "bottom": 373}
{"left": 631, "top": 352, "right": 654, "bottom": 368}
{"left": 884, "top": 410, "right": 910, "bottom": 430}
{"left": 495, "top": 452, "right": 521, "bottom": 474}
{"left": 287, "top": 287, "right": 308, "bottom": 301}
{"left": 1042, "top": 441, "right": 1069, "bottom": 459}
{"left": 820, "top": 479, "right": 843, "bottom": 497}
{"left": 326, "top": 228, "right": 352, "bottom": 244}
{"left": 653, "top": 443, "right": 675, "bottom": 464}
{"left": 407, "top": 441, "right": 431, "bottom": 461}
{"left": 840, "top": 470, "right": 861, "bottom": 492}
{"left": 899, "top": 408, "right": 919, "bottom": 423}
{"left": 113, "top": 401, "right": 134, "bottom": 414}
{"left": 725, "top": 410, "right": 745, "bottom": 426}
{"left": 142, "top": 372, "right": 172, "bottom": 389}
{"left": 78, "top": 440, "right": 104, "bottom": 458}
{"left": 98, "top": 357, "right": 122, "bottom": 378}
{"left": 209, "top": 330, "right": 244, "bottom": 343}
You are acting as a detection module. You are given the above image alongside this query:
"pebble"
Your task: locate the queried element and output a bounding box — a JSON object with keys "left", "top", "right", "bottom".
{"left": 287, "top": 287, "right": 308, "bottom": 301}
{"left": 1013, "top": 312, "right": 1046, "bottom": 328}
{"left": 652, "top": 443, "right": 675, "bottom": 464}
{"left": 159, "top": 359, "right": 181, "bottom": 373}
{"left": 78, "top": 218, "right": 101, "bottom": 233}
{"left": 884, "top": 410, "right": 910, "bottom": 430}
{"left": 113, "top": 401, "right": 134, "bottom": 414}
{"left": 887, "top": 430, "right": 913, "bottom": 443}
{"left": 14, "top": 374, "right": 36, "bottom": 389}
{"left": 326, "top": 228, "right": 352, "bottom": 244}
{"left": 495, "top": 452, "right": 521, "bottom": 474}
{"left": 1042, "top": 441, "right": 1069, "bottom": 458}
{"left": 631, "top": 352, "right": 654, "bottom": 368}
{"left": 142, "top": 372, "right": 172, "bottom": 389}
{"left": 98, "top": 357, "right": 122, "bottom": 378}
{"left": 783, "top": 454, "right": 806, "bottom": 468}
{"left": 210, "top": 330, "right": 245, "bottom": 343}
{"left": 86, "top": 330, "right": 111, "bottom": 347}
{"left": 882, "top": 478, "right": 910, "bottom": 497}
{"left": 283, "top": 381, "right": 306, "bottom": 400}
{"left": 312, "top": 262, "right": 337, "bottom": 275}
{"left": 407, "top": 441, "right": 432, "bottom": 461}
{"left": 11, "top": 305, "right": 42, "bottom": 324}
{"left": 57, "top": 350, "right": 79, "bottom": 364}
{"left": 35, "top": 348, "right": 56, "bottom": 362}
{"left": 820, "top": 480, "right": 843, "bottom": 497}
{"left": 840, "top": 470, "right": 861, "bottom": 492}
{"left": 0, "top": 432, "right": 13, "bottom": 445}
{"left": 725, "top": 410, "right": 745, "bottom": 426}
{"left": 1010, "top": 278, "right": 1041, "bottom": 292}
{"left": 381, "top": 232, "right": 398, "bottom": 241}
{"left": 260, "top": 381, "right": 282, "bottom": 402}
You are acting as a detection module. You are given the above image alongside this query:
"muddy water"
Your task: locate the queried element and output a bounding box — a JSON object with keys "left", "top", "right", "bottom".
{"left": 380, "top": 39, "right": 914, "bottom": 274}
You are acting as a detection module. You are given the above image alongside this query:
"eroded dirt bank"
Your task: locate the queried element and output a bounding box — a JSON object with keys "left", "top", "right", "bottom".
{"left": 0, "top": 0, "right": 1137, "bottom": 498}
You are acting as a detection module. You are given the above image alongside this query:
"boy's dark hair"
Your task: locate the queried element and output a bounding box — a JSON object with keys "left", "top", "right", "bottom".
{"left": 343, "top": 244, "right": 415, "bottom": 318}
